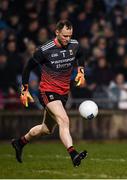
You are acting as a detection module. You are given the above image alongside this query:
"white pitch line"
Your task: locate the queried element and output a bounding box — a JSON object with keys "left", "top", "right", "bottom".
{"left": 0, "top": 154, "right": 13, "bottom": 158}
{"left": 72, "top": 172, "right": 108, "bottom": 178}
{"left": 27, "top": 154, "right": 69, "bottom": 159}
{"left": 3, "top": 153, "right": 127, "bottom": 163}
{"left": 27, "top": 154, "right": 127, "bottom": 162}
{"left": 32, "top": 169, "right": 65, "bottom": 175}
{"left": 90, "top": 158, "right": 126, "bottom": 162}
{"left": 32, "top": 170, "right": 108, "bottom": 178}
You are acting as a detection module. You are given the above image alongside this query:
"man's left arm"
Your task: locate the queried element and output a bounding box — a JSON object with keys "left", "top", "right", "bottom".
{"left": 75, "top": 45, "right": 86, "bottom": 87}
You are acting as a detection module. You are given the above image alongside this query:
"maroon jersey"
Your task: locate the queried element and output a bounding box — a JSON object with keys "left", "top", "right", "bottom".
{"left": 22, "top": 39, "right": 85, "bottom": 95}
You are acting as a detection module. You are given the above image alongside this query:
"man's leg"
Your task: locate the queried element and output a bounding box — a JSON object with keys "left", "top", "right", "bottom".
{"left": 46, "top": 100, "right": 88, "bottom": 167}
{"left": 11, "top": 109, "right": 56, "bottom": 163}
{"left": 24, "top": 113, "right": 50, "bottom": 141}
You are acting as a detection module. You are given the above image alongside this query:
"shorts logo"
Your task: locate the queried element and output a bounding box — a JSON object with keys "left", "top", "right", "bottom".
{"left": 49, "top": 94, "right": 54, "bottom": 100}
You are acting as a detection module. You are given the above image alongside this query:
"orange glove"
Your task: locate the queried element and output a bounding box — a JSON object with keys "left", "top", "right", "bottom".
{"left": 75, "top": 67, "right": 86, "bottom": 87}
{"left": 20, "top": 84, "right": 34, "bottom": 107}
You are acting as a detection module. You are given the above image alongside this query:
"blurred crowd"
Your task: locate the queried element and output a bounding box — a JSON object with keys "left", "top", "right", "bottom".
{"left": 0, "top": 0, "right": 127, "bottom": 110}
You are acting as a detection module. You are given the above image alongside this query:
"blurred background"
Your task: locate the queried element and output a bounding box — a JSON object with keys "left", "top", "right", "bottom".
{"left": 0, "top": 0, "right": 127, "bottom": 140}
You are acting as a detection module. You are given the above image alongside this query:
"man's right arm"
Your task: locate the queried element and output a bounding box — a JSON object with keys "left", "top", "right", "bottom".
{"left": 21, "top": 48, "right": 44, "bottom": 107}
{"left": 22, "top": 48, "right": 44, "bottom": 85}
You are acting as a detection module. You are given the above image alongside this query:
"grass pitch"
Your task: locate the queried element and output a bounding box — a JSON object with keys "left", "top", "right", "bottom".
{"left": 0, "top": 140, "right": 127, "bottom": 179}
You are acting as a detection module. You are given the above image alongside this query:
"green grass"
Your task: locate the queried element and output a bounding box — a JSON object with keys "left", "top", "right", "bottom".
{"left": 0, "top": 140, "right": 127, "bottom": 179}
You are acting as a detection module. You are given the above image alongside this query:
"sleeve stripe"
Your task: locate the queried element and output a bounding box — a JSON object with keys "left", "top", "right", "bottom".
{"left": 41, "top": 42, "right": 55, "bottom": 51}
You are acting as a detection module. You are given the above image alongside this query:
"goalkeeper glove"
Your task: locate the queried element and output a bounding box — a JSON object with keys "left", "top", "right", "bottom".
{"left": 75, "top": 67, "right": 86, "bottom": 87}
{"left": 20, "top": 84, "right": 34, "bottom": 107}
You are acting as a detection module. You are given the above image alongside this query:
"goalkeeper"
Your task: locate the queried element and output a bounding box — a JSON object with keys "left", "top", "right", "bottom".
{"left": 11, "top": 20, "right": 87, "bottom": 167}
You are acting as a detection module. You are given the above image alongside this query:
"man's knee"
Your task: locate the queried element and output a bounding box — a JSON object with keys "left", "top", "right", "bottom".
{"left": 41, "top": 124, "right": 51, "bottom": 134}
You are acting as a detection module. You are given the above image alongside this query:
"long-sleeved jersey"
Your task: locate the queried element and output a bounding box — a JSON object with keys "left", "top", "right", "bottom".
{"left": 22, "top": 39, "right": 85, "bottom": 95}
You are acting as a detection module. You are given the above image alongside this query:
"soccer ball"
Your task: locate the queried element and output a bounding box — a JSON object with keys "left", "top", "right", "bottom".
{"left": 79, "top": 100, "right": 98, "bottom": 120}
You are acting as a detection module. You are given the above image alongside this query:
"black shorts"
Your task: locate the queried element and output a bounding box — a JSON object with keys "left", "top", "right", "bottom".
{"left": 39, "top": 91, "right": 68, "bottom": 108}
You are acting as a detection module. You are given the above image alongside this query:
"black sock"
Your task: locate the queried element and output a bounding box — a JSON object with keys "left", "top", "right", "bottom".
{"left": 19, "top": 136, "right": 29, "bottom": 147}
{"left": 67, "top": 146, "right": 78, "bottom": 160}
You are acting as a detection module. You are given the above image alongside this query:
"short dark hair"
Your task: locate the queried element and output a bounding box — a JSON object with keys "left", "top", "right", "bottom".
{"left": 56, "top": 20, "right": 73, "bottom": 31}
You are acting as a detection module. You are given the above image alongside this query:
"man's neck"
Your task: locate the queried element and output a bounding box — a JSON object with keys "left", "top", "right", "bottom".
{"left": 54, "top": 37, "right": 62, "bottom": 47}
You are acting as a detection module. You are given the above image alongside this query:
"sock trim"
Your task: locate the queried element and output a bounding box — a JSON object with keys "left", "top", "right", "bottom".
{"left": 67, "top": 146, "right": 75, "bottom": 153}
{"left": 21, "top": 136, "right": 29, "bottom": 144}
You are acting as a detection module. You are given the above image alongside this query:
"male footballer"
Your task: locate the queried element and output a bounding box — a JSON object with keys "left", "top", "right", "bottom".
{"left": 11, "top": 20, "right": 88, "bottom": 167}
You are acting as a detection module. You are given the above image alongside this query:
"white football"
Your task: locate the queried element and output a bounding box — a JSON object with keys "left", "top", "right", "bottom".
{"left": 79, "top": 100, "right": 98, "bottom": 120}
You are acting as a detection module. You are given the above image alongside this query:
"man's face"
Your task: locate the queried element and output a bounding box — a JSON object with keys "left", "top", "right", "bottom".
{"left": 56, "top": 25, "right": 73, "bottom": 46}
